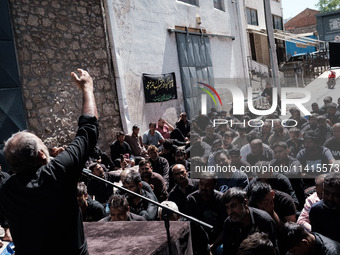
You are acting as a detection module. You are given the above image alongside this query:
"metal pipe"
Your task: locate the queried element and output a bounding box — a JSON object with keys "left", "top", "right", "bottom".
{"left": 168, "top": 28, "right": 235, "bottom": 40}
{"left": 82, "top": 170, "right": 214, "bottom": 230}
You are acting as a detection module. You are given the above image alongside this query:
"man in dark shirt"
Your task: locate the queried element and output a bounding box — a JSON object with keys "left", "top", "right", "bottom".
{"left": 148, "top": 145, "right": 170, "bottom": 188}
{"left": 110, "top": 131, "right": 134, "bottom": 168}
{"left": 324, "top": 123, "right": 340, "bottom": 160}
{"left": 222, "top": 188, "right": 278, "bottom": 255}
{"left": 0, "top": 69, "right": 98, "bottom": 255}
{"left": 270, "top": 141, "right": 304, "bottom": 209}
{"left": 248, "top": 182, "right": 296, "bottom": 227}
{"left": 310, "top": 172, "right": 340, "bottom": 243}
{"left": 87, "top": 162, "right": 121, "bottom": 206}
{"left": 168, "top": 164, "right": 199, "bottom": 212}
{"left": 315, "top": 115, "right": 333, "bottom": 145}
{"left": 186, "top": 173, "right": 227, "bottom": 254}
{"left": 174, "top": 112, "right": 191, "bottom": 140}
{"left": 77, "top": 182, "right": 106, "bottom": 222}
{"left": 297, "top": 130, "right": 334, "bottom": 185}
{"left": 279, "top": 222, "right": 340, "bottom": 255}
{"left": 99, "top": 195, "right": 146, "bottom": 222}
{"left": 138, "top": 159, "right": 168, "bottom": 202}
{"left": 246, "top": 139, "right": 274, "bottom": 165}
{"left": 120, "top": 169, "right": 158, "bottom": 220}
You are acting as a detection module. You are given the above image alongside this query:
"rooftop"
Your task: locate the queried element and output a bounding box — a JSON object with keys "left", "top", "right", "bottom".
{"left": 284, "top": 8, "right": 320, "bottom": 30}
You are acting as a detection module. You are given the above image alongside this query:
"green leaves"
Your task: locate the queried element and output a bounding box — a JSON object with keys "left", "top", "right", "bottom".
{"left": 316, "top": 0, "right": 340, "bottom": 13}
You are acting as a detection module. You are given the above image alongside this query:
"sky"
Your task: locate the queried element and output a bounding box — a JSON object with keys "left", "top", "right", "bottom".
{"left": 281, "top": 0, "right": 320, "bottom": 20}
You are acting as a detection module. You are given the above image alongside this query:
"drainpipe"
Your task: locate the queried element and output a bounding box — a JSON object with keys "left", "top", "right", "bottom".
{"left": 233, "top": 0, "right": 251, "bottom": 92}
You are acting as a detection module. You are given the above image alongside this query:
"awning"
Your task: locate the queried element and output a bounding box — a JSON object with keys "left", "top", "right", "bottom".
{"left": 247, "top": 27, "right": 323, "bottom": 47}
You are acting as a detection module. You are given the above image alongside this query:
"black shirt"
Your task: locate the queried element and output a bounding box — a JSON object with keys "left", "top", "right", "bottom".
{"left": 312, "top": 232, "right": 340, "bottom": 255}
{"left": 168, "top": 178, "right": 199, "bottom": 212}
{"left": 110, "top": 140, "right": 132, "bottom": 161}
{"left": 310, "top": 200, "right": 340, "bottom": 243}
{"left": 82, "top": 198, "right": 106, "bottom": 222}
{"left": 186, "top": 190, "right": 227, "bottom": 242}
{"left": 87, "top": 171, "right": 121, "bottom": 205}
{"left": 0, "top": 115, "right": 98, "bottom": 255}
{"left": 324, "top": 137, "right": 340, "bottom": 160}
{"left": 223, "top": 207, "right": 277, "bottom": 255}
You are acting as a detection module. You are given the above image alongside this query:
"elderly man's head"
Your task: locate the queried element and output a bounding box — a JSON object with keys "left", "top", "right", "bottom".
{"left": 4, "top": 131, "right": 50, "bottom": 174}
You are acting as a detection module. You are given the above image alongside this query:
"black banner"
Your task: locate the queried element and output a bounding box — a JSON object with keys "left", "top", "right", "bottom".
{"left": 142, "top": 72, "right": 177, "bottom": 103}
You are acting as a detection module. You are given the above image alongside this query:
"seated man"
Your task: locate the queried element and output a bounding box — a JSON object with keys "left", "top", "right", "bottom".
{"left": 168, "top": 164, "right": 199, "bottom": 213}
{"left": 186, "top": 172, "right": 227, "bottom": 255}
{"left": 269, "top": 141, "right": 303, "bottom": 209}
{"left": 324, "top": 123, "right": 340, "bottom": 160}
{"left": 246, "top": 139, "right": 274, "bottom": 165}
{"left": 228, "top": 148, "right": 251, "bottom": 170}
{"left": 286, "top": 128, "right": 304, "bottom": 158}
{"left": 174, "top": 112, "right": 191, "bottom": 140}
{"left": 185, "top": 132, "right": 211, "bottom": 162}
{"left": 77, "top": 182, "right": 106, "bottom": 222}
{"left": 202, "top": 125, "right": 222, "bottom": 146}
{"left": 268, "top": 120, "right": 290, "bottom": 148}
{"left": 158, "top": 201, "right": 180, "bottom": 221}
{"left": 214, "top": 150, "right": 249, "bottom": 193}
{"left": 222, "top": 188, "right": 278, "bottom": 255}
{"left": 142, "top": 122, "right": 164, "bottom": 148}
{"left": 156, "top": 117, "right": 174, "bottom": 140}
{"left": 87, "top": 162, "right": 121, "bottom": 206}
{"left": 315, "top": 115, "right": 333, "bottom": 145}
{"left": 238, "top": 232, "right": 276, "bottom": 255}
{"left": 279, "top": 222, "right": 340, "bottom": 255}
{"left": 159, "top": 139, "right": 178, "bottom": 167}
{"left": 110, "top": 131, "right": 134, "bottom": 168}
{"left": 297, "top": 130, "right": 334, "bottom": 187}
{"left": 87, "top": 146, "right": 115, "bottom": 170}
{"left": 310, "top": 172, "right": 340, "bottom": 242}
{"left": 297, "top": 174, "right": 326, "bottom": 232}
{"left": 148, "top": 145, "right": 170, "bottom": 189}
{"left": 231, "top": 126, "right": 248, "bottom": 149}
{"left": 138, "top": 159, "right": 168, "bottom": 203}
{"left": 99, "top": 194, "right": 146, "bottom": 221}
{"left": 124, "top": 124, "right": 147, "bottom": 162}
{"left": 120, "top": 169, "right": 158, "bottom": 220}
{"left": 249, "top": 181, "right": 296, "bottom": 228}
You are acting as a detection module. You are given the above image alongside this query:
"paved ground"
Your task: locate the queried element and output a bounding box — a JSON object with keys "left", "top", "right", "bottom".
{"left": 285, "top": 67, "right": 340, "bottom": 114}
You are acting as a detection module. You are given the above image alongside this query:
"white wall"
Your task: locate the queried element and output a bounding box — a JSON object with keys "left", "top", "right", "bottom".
{"left": 245, "top": 0, "right": 283, "bottom": 30}
{"left": 105, "top": 0, "right": 249, "bottom": 133}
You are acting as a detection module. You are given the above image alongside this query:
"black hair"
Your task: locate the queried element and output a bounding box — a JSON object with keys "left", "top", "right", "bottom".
{"left": 222, "top": 187, "right": 247, "bottom": 205}
{"left": 249, "top": 182, "right": 272, "bottom": 206}
{"left": 278, "top": 222, "right": 309, "bottom": 253}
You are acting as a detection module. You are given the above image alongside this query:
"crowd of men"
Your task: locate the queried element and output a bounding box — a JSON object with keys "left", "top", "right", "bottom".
{"left": 0, "top": 69, "right": 340, "bottom": 255}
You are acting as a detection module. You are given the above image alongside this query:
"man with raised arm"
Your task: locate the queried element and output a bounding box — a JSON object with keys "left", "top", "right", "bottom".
{"left": 0, "top": 69, "right": 98, "bottom": 255}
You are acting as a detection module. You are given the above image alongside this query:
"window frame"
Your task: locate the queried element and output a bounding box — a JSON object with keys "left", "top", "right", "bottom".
{"left": 246, "top": 8, "right": 259, "bottom": 26}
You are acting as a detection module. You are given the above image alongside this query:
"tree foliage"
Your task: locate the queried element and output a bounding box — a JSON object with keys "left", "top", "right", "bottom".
{"left": 316, "top": 0, "right": 340, "bottom": 12}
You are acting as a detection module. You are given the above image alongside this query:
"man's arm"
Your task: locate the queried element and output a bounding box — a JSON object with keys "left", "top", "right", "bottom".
{"left": 71, "top": 69, "right": 98, "bottom": 118}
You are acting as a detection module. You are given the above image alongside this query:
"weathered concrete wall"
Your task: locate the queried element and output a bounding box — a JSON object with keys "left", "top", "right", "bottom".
{"left": 106, "top": 0, "right": 249, "bottom": 133}
{"left": 8, "top": 0, "right": 121, "bottom": 152}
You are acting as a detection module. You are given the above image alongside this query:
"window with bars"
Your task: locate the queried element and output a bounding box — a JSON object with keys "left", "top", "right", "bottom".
{"left": 178, "top": 0, "right": 199, "bottom": 6}
{"left": 273, "top": 15, "right": 283, "bottom": 30}
{"left": 246, "top": 8, "right": 259, "bottom": 26}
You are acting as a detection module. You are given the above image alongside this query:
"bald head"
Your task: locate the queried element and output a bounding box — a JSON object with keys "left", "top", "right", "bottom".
{"left": 333, "top": 123, "right": 340, "bottom": 140}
